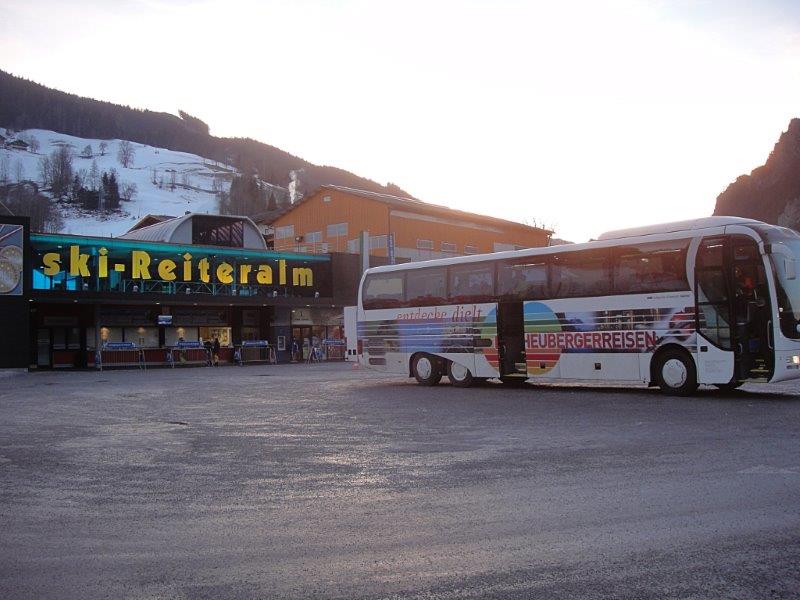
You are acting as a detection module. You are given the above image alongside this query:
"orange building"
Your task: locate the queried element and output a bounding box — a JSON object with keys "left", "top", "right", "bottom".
{"left": 266, "top": 185, "right": 551, "bottom": 260}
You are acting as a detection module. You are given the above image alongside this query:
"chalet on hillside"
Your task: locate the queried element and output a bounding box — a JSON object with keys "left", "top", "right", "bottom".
{"left": 7, "top": 139, "right": 29, "bottom": 151}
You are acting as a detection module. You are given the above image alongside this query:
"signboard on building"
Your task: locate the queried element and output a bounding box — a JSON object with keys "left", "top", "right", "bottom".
{"left": 29, "top": 234, "right": 332, "bottom": 298}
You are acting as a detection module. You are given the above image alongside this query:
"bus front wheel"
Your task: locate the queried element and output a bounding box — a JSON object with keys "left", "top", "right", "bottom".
{"left": 447, "top": 361, "right": 474, "bottom": 387}
{"left": 654, "top": 349, "right": 698, "bottom": 396}
{"left": 412, "top": 354, "right": 442, "bottom": 386}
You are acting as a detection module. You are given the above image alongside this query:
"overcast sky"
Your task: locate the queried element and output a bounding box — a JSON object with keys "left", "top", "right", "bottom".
{"left": 2, "top": 0, "right": 800, "bottom": 241}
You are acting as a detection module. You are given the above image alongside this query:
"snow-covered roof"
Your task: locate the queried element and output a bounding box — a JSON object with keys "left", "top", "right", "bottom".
{"left": 118, "top": 213, "right": 268, "bottom": 250}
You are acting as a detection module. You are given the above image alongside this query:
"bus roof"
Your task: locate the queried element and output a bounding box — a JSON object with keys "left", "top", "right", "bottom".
{"left": 363, "top": 216, "right": 770, "bottom": 275}
{"left": 596, "top": 216, "right": 761, "bottom": 240}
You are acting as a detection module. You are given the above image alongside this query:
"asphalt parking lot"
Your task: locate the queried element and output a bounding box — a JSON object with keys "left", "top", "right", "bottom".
{"left": 1, "top": 363, "right": 800, "bottom": 599}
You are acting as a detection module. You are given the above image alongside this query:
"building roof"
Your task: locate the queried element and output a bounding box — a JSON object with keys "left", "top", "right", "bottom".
{"left": 263, "top": 184, "right": 552, "bottom": 235}
{"left": 118, "top": 212, "right": 268, "bottom": 250}
{"left": 127, "top": 213, "right": 177, "bottom": 232}
{"left": 7, "top": 139, "right": 28, "bottom": 148}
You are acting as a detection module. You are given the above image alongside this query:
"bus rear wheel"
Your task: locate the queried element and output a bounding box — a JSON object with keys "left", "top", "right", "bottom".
{"left": 654, "top": 349, "right": 698, "bottom": 396}
{"left": 412, "top": 354, "right": 442, "bottom": 386}
{"left": 447, "top": 361, "right": 474, "bottom": 387}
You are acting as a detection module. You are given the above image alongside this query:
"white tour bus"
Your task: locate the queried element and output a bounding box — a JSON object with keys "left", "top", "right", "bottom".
{"left": 356, "top": 217, "right": 800, "bottom": 395}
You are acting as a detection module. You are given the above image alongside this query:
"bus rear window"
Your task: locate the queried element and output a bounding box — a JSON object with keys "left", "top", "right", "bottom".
{"left": 362, "top": 273, "right": 405, "bottom": 309}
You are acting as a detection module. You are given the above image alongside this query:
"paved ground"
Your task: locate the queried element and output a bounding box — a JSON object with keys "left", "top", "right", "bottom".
{"left": 1, "top": 363, "right": 800, "bottom": 599}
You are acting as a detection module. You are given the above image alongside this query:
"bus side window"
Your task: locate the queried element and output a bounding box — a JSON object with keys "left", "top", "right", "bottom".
{"left": 551, "top": 250, "right": 611, "bottom": 298}
{"left": 405, "top": 267, "right": 447, "bottom": 307}
{"left": 448, "top": 262, "right": 495, "bottom": 304}
{"left": 496, "top": 259, "right": 548, "bottom": 301}
{"left": 362, "top": 273, "right": 405, "bottom": 310}
{"left": 614, "top": 240, "right": 689, "bottom": 294}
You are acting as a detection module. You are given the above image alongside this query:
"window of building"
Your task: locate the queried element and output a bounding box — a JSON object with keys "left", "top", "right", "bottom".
{"left": 497, "top": 259, "right": 549, "bottom": 300}
{"left": 327, "top": 222, "right": 348, "bottom": 237}
{"left": 417, "top": 239, "right": 434, "bottom": 250}
{"left": 464, "top": 245, "right": 480, "bottom": 255}
{"left": 362, "top": 272, "right": 405, "bottom": 309}
{"left": 493, "top": 242, "right": 515, "bottom": 252}
{"left": 551, "top": 250, "right": 611, "bottom": 298}
{"left": 370, "top": 235, "right": 388, "bottom": 249}
{"left": 614, "top": 240, "right": 689, "bottom": 294}
{"left": 192, "top": 216, "right": 245, "bottom": 248}
{"left": 275, "top": 225, "right": 295, "bottom": 240}
{"left": 406, "top": 267, "right": 447, "bottom": 306}
{"left": 441, "top": 242, "right": 457, "bottom": 253}
{"left": 306, "top": 231, "right": 322, "bottom": 243}
{"left": 346, "top": 238, "right": 359, "bottom": 254}
{"left": 449, "top": 262, "right": 495, "bottom": 303}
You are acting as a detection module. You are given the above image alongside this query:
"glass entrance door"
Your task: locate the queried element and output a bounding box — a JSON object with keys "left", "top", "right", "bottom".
{"left": 36, "top": 328, "right": 51, "bottom": 368}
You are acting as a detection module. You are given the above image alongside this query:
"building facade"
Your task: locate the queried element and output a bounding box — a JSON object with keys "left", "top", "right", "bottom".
{"left": 0, "top": 214, "right": 360, "bottom": 370}
{"left": 266, "top": 185, "right": 551, "bottom": 260}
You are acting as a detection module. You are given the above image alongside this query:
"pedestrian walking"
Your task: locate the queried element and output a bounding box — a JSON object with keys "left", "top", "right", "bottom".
{"left": 203, "top": 338, "right": 213, "bottom": 366}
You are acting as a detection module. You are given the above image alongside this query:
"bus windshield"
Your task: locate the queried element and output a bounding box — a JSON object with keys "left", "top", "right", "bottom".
{"left": 753, "top": 225, "right": 800, "bottom": 339}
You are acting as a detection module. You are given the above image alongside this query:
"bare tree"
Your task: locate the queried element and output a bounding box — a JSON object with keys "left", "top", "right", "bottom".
{"left": 38, "top": 155, "right": 52, "bottom": 187}
{"left": 117, "top": 140, "right": 135, "bottom": 168}
{"left": 88, "top": 160, "right": 100, "bottom": 190}
{"left": 120, "top": 181, "right": 138, "bottom": 202}
{"left": 169, "top": 169, "right": 176, "bottom": 191}
{"left": 27, "top": 136, "right": 40, "bottom": 154}
{"left": 49, "top": 146, "right": 74, "bottom": 198}
{"left": 0, "top": 182, "right": 64, "bottom": 232}
{"left": 14, "top": 160, "right": 25, "bottom": 183}
{"left": 99, "top": 141, "right": 108, "bottom": 156}
{"left": 0, "top": 155, "right": 9, "bottom": 183}
{"left": 151, "top": 168, "right": 157, "bottom": 185}
{"left": 80, "top": 144, "right": 93, "bottom": 159}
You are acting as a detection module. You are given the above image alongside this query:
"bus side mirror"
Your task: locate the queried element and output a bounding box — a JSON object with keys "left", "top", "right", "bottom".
{"left": 786, "top": 257, "right": 797, "bottom": 280}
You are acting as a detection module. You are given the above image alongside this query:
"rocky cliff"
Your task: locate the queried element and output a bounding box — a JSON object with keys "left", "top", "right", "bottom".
{"left": 714, "top": 118, "right": 800, "bottom": 228}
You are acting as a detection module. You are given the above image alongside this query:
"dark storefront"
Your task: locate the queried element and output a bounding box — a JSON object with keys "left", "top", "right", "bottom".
{"left": 25, "top": 230, "right": 340, "bottom": 368}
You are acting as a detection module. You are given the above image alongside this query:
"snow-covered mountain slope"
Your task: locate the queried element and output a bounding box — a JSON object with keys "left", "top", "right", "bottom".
{"left": 0, "top": 128, "right": 279, "bottom": 237}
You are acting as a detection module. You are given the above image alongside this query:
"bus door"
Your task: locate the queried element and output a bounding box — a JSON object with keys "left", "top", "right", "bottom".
{"left": 695, "top": 236, "right": 773, "bottom": 382}
{"left": 730, "top": 235, "right": 773, "bottom": 380}
{"left": 497, "top": 302, "right": 527, "bottom": 377}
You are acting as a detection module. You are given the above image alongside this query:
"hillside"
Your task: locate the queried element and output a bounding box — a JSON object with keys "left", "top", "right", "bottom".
{"left": 0, "top": 70, "right": 412, "bottom": 200}
{"left": 0, "top": 127, "right": 287, "bottom": 236}
{"left": 714, "top": 118, "right": 800, "bottom": 228}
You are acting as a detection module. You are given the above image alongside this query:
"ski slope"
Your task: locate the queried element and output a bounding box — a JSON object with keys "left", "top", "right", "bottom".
{"left": 0, "top": 128, "right": 248, "bottom": 237}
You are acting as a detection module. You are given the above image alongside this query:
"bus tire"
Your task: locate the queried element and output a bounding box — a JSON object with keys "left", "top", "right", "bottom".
{"left": 447, "top": 361, "right": 474, "bottom": 387}
{"left": 654, "top": 348, "right": 698, "bottom": 396}
{"left": 412, "top": 354, "right": 442, "bottom": 386}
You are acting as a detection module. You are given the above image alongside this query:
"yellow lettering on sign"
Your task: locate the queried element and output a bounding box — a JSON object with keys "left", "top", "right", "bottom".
{"left": 239, "top": 264, "right": 252, "bottom": 284}
{"left": 42, "top": 252, "right": 61, "bottom": 276}
{"left": 256, "top": 265, "right": 273, "bottom": 284}
{"left": 69, "top": 245, "right": 90, "bottom": 277}
{"left": 182, "top": 253, "right": 192, "bottom": 281}
{"left": 98, "top": 247, "right": 108, "bottom": 278}
{"left": 158, "top": 259, "right": 177, "bottom": 281}
{"left": 216, "top": 262, "right": 233, "bottom": 284}
{"left": 292, "top": 267, "right": 313, "bottom": 287}
{"left": 279, "top": 259, "right": 286, "bottom": 285}
{"left": 198, "top": 258, "right": 210, "bottom": 283}
{"left": 131, "top": 250, "right": 151, "bottom": 279}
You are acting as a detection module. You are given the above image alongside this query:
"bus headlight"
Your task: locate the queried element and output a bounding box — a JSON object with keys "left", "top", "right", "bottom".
{"left": 793, "top": 355, "right": 800, "bottom": 365}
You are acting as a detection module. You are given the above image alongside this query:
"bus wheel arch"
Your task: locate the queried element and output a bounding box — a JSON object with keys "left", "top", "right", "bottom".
{"left": 411, "top": 353, "right": 443, "bottom": 386}
{"left": 447, "top": 360, "right": 474, "bottom": 387}
{"left": 650, "top": 345, "right": 698, "bottom": 396}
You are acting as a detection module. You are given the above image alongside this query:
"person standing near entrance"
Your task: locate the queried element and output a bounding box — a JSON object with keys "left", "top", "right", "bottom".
{"left": 212, "top": 337, "right": 221, "bottom": 367}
